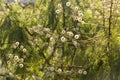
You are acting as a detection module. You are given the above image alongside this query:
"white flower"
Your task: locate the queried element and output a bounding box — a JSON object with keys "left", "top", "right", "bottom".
{"left": 23, "top": 48, "right": 27, "bottom": 53}
{"left": 61, "top": 36, "right": 66, "bottom": 42}
{"left": 50, "top": 37, "right": 54, "bottom": 41}
{"left": 66, "top": 2, "right": 71, "bottom": 7}
{"left": 20, "top": 45, "right": 24, "bottom": 49}
{"left": 83, "top": 71, "right": 87, "bottom": 75}
{"left": 67, "top": 31, "right": 74, "bottom": 37}
{"left": 74, "top": 34, "right": 80, "bottom": 39}
{"left": 56, "top": 9, "right": 61, "bottom": 14}
{"left": 15, "top": 41, "right": 20, "bottom": 46}
{"left": 77, "top": 17, "right": 82, "bottom": 22}
{"left": 57, "top": 68, "right": 62, "bottom": 73}
{"left": 58, "top": 4, "right": 62, "bottom": 8}
{"left": 74, "top": 7, "right": 79, "bottom": 11}
{"left": 14, "top": 56, "right": 19, "bottom": 61}
{"left": 78, "top": 69, "right": 83, "bottom": 74}
{"left": 61, "top": 30, "right": 66, "bottom": 34}
{"left": 19, "top": 64, "right": 24, "bottom": 68}
{"left": 78, "top": 12, "right": 83, "bottom": 17}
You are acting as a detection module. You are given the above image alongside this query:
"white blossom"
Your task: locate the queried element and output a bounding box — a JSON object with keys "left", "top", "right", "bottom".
{"left": 50, "top": 37, "right": 54, "bottom": 41}
{"left": 15, "top": 41, "right": 20, "bottom": 46}
{"left": 66, "top": 2, "right": 71, "bottom": 7}
{"left": 83, "top": 71, "right": 87, "bottom": 75}
{"left": 74, "top": 34, "right": 80, "bottom": 39}
{"left": 67, "top": 31, "right": 74, "bottom": 37}
{"left": 74, "top": 7, "right": 79, "bottom": 11}
{"left": 20, "top": 45, "right": 24, "bottom": 49}
{"left": 78, "top": 12, "right": 83, "bottom": 17}
{"left": 56, "top": 9, "right": 61, "bottom": 14}
{"left": 58, "top": 4, "right": 62, "bottom": 8}
{"left": 19, "top": 64, "right": 24, "bottom": 68}
{"left": 23, "top": 48, "right": 27, "bottom": 53}
{"left": 57, "top": 68, "right": 62, "bottom": 73}
{"left": 61, "top": 36, "right": 66, "bottom": 42}
{"left": 77, "top": 17, "right": 82, "bottom": 22}
{"left": 78, "top": 69, "right": 83, "bottom": 74}
{"left": 61, "top": 30, "right": 66, "bottom": 34}
{"left": 14, "top": 56, "right": 19, "bottom": 62}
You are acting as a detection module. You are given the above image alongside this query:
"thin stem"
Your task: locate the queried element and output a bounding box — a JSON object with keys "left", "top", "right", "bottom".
{"left": 61, "top": 0, "right": 66, "bottom": 29}
{"left": 107, "top": 0, "right": 113, "bottom": 54}
{"left": 102, "top": 1, "right": 106, "bottom": 32}
{"left": 108, "top": 0, "right": 113, "bottom": 38}
{"left": 107, "top": 0, "right": 114, "bottom": 80}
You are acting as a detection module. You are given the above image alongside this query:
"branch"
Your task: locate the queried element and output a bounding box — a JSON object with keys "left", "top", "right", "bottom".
{"left": 108, "top": 0, "right": 113, "bottom": 38}
{"left": 61, "top": 0, "right": 66, "bottom": 29}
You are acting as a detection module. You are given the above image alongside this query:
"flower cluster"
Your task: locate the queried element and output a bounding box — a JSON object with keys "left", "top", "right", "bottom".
{"left": 7, "top": 54, "right": 24, "bottom": 68}
{"left": 13, "top": 41, "right": 27, "bottom": 53}
{"left": 78, "top": 69, "right": 87, "bottom": 75}
{"left": 28, "top": 25, "right": 43, "bottom": 34}
{"left": 13, "top": 41, "right": 20, "bottom": 49}
{"left": 60, "top": 29, "right": 81, "bottom": 43}
{"left": 56, "top": 3, "right": 62, "bottom": 14}
{"left": 64, "top": 2, "right": 84, "bottom": 23}
{"left": 66, "top": 2, "right": 71, "bottom": 7}
{"left": 43, "top": 66, "right": 87, "bottom": 79}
